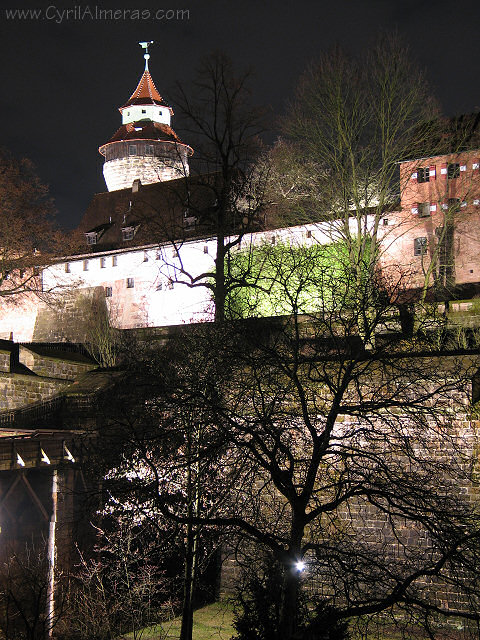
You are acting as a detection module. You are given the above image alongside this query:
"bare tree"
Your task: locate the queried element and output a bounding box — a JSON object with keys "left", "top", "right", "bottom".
{"left": 109, "top": 244, "right": 480, "bottom": 639}
{"left": 0, "top": 147, "right": 65, "bottom": 302}
{"left": 147, "top": 53, "right": 270, "bottom": 322}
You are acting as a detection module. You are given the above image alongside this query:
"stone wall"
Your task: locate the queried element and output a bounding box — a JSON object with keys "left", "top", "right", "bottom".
{"left": 0, "top": 373, "right": 69, "bottom": 411}
{"left": 18, "top": 346, "right": 96, "bottom": 380}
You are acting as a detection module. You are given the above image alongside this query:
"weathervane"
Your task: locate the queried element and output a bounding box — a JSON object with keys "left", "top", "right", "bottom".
{"left": 139, "top": 41, "right": 154, "bottom": 71}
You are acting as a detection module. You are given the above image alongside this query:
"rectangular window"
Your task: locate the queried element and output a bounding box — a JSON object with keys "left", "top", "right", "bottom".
{"left": 447, "top": 163, "right": 460, "bottom": 179}
{"left": 382, "top": 218, "right": 389, "bottom": 226}
{"left": 83, "top": 259, "right": 89, "bottom": 271}
{"left": 203, "top": 245, "right": 208, "bottom": 254}
{"left": 86, "top": 233, "right": 97, "bottom": 245}
{"left": 105, "top": 286, "right": 112, "bottom": 298}
{"left": 418, "top": 202, "right": 430, "bottom": 218}
{"left": 141, "top": 109, "right": 146, "bottom": 114}
{"left": 65, "top": 263, "right": 71, "bottom": 273}
{"left": 417, "top": 167, "right": 429, "bottom": 183}
{"left": 112, "top": 256, "right": 118, "bottom": 267}
{"left": 100, "top": 257, "right": 106, "bottom": 268}
{"left": 128, "top": 145, "right": 137, "bottom": 156}
{"left": 122, "top": 227, "right": 135, "bottom": 241}
{"left": 448, "top": 198, "right": 460, "bottom": 211}
{"left": 145, "top": 144, "right": 154, "bottom": 155}
{"left": 126, "top": 277, "right": 134, "bottom": 289}
{"left": 414, "top": 237, "right": 427, "bottom": 256}
{"left": 306, "top": 230, "right": 312, "bottom": 238}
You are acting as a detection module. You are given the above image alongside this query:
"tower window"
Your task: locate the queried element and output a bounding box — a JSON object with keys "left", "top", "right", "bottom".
{"left": 414, "top": 237, "right": 427, "bottom": 256}
{"left": 417, "top": 167, "right": 429, "bottom": 183}
{"left": 203, "top": 245, "right": 209, "bottom": 254}
{"left": 105, "top": 286, "right": 112, "bottom": 298}
{"left": 122, "top": 227, "right": 136, "bottom": 241}
{"left": 128, "top": 145, "right": 137, "bottom": 156}
{"left": 447, "top": 163, "right": 460, "bottom": 179}
{"left": 126, "top": 277, "right": 135, "bottom": 289}
{"left": 418, "top": 202, "right": 430, "bottom": 218}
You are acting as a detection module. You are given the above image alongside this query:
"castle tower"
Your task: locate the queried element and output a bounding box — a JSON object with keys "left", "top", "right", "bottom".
{"left": 99, "top": 42, "right": 193, "bottom": 192}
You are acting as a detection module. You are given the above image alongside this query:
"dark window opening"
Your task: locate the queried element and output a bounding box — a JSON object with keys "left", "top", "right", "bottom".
{"left": 105, "top": 286, "right": 112, "bottom": 298}
{"left": 83, "top": 260, "right": 89, "bottom": 271}
{"left": 418, "top": 202, "right": 430, "bottom": 218}
{"left": 414, "top": 237, "right": 427, "bottom": 256}
{"left": 126, "top": 278, "right": 134, "bottom": 289}
{"left": 112, "top": 256, "right": 118, "bottom": 267}
{"left": 447, "top": 163, "right": 460, "bottom": 179}
{"left": 417, "top": 167, "right": 430, "bottom": 183}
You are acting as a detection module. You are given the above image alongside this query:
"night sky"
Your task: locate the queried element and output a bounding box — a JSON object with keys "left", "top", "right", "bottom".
{"left": 1, "top": 0, "right": 479, "bottom": 229}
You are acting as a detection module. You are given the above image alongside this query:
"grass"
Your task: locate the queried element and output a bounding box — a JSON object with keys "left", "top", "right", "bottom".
{"left": 132, "top": 601, "right": 235, "bottom": 640}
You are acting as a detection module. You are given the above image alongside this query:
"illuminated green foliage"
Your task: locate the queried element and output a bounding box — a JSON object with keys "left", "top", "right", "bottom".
{"left": 226, "top": 239, "right": 374, "bottom": 319}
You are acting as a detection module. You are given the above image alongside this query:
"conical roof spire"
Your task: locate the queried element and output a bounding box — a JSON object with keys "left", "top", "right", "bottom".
{"left": 120, "top": 41, "right": 169, "bottom": 109}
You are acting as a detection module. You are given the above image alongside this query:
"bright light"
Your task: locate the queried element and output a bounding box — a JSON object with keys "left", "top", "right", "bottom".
{"left": 295, "top": 560, "right": 306, "bottom": 572}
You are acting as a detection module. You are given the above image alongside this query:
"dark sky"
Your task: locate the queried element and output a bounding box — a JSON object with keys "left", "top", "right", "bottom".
{"left": 1, "top": 0, "right": 479, "bottom": 229}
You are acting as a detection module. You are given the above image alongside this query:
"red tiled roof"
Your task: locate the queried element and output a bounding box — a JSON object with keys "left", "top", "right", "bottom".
{"left": 121, "top": 70, "right": 168, "bottom": 108}
{"left": 106, "top": 120, "right": 183, "bottom": 144}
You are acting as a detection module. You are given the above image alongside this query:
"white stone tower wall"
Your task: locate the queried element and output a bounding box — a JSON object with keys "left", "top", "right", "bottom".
{"left": 103, "top": 154, "right": 189, "bottom": 191}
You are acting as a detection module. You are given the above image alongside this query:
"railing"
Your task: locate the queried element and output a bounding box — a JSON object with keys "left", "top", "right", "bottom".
{"left": 0, "top": 394, "right": 95, "bottom": 429}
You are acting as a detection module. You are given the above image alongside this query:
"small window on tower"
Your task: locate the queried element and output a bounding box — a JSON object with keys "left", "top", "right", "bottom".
{"left": 105, "top": 286, "right": 112, "bottom": 298}
{"left": 447, "top": 163, "right": 460, "bottom": 179}
{"left": 126, "top": 278, "right": 134, "bottom": 289}
{"left": 414, "top": 237, "right": 427, "bottom": 256}
{"left": 417, "top": 167, "right": 430, "bottom": 183}
{"left": 418, "top": 202, "right": 430, "bottom": 218}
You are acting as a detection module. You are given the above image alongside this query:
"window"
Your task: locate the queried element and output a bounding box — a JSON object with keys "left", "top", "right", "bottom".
{"left": 65, "top": 263, "right": 71, "bottom": 273}
{"left": 414, "top": 237, "right": 427, "bottom": 256}
{"left": 86, "top": 233, "right": 97, "bottom": 245}
{"left": 203, "top": 245, "right": 209, "bottom": 254}
{"left": 122, "top": 227, "right": 135, "bottom": 241}
{"left": 418, "top": 202, "right": 430, "bottom": 218}
{"left": 83, "top": 259, "right": 89, "bottom": 271}
{"left": 128, "top": 145, "right": 137, "bottom": 156}
{"left": 143, "top": 251, "right": 149, "bottom": 262}
{"left": 447, "top": 163, "right": 460, "bottom": 179}
{"left": 100, "top": 257, "right": 106, "bottom": 268}
{"left": 417, "top": 167, "right": 429, "bottom": 183}
{"left": 112, "top": 256, "right": 118, "bottom": 267}
{"left": 383, "top": 218, "right": 389, "bottom": 226}
{"left": 126, "top": 277, "right": 134, "bottom": 289}
{"left": 141, "top": 109, "right": 146, "bottom": 114}
{"left": 156, "top": 251, "right": 161, "bottom": 260}
{"left": 448, "top": 198, "right": 460, "bottom": 212}
{"left": 145, "top": 144, "right": 154, "bottom": 155}
{"left": 105, "top": 286, "right": 112, "bottom": 298}
{"left": 306, "top": 230, "right": 312, "bottom": 238}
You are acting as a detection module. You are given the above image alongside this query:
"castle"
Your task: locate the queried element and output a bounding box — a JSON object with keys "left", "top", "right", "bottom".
{"left": 0, "top": 45, "right": 480, "bottom": 635}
